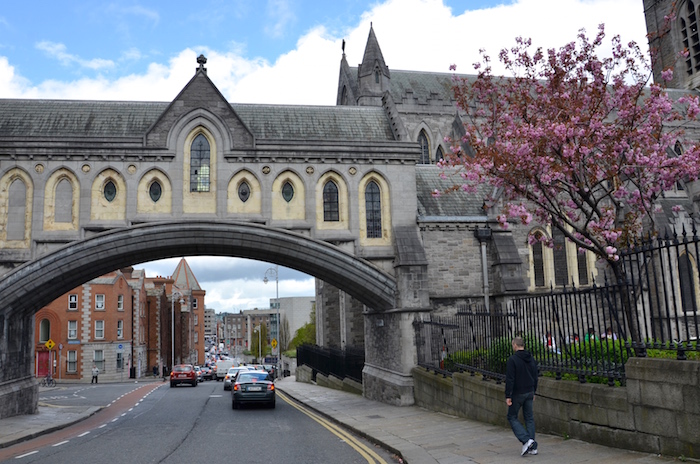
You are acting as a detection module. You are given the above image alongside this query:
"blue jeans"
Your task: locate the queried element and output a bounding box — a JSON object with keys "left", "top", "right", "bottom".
{"left": 507, "top": 391, "right": 535, "bottom": 444}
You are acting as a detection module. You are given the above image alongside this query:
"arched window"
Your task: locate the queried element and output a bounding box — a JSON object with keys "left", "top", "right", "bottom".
{"left": 418, "top": 131, "right": 430, "bottom": 164}
{"left": 532, "top": 232, "right": 545, "bottom": 288}
{"left": 55, "top": 178, "right": 73, "bottom": 223}
{"left": 323, "top": 180, "right": 339, "bottom": 222}
{"left": 577, "top": 249, "right": 589, "bottom": 286}
{"left": 103, "top": 180, "right": 117, "bottom": 202}
{"left": 7, "top": 178, "right": 26, "bottom": 240}
{"left": 282, "top": 181, "right": 294, "bottom": 202}
{"left": 374, "top": 69, "right": 380, "bottom": 84}
{"left": 190, "top": 134, "right": 210, "bottom": 192}
{"left": 341, "top": 86, "right": 348, "bottom": 105}
{"left": 365, "top": 181, "right": 382, "bottom": 238}
{"left": 679, "top": 253, "right": 699, "bottom": 313}
{"left": 238, "top": 181, "right": 250, "bottom": 203}
{"left": 552, "top": 228, "right": 569, "bottom": 286}
{"left": 40, "top": 318, "right": 50, "bottom": 343}
{"left": 680, "top": 1, "right": 700, "bottom": 76}
{"left": 436, "top": 146, "right": 444, "bottom": 163}
{"left": 149, "top": 180, "right": 162, "bottom": 202}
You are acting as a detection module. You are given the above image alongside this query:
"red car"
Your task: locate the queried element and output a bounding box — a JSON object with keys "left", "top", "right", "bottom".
{"left": 170, "top": 364, "right": 197, "bottom": 387}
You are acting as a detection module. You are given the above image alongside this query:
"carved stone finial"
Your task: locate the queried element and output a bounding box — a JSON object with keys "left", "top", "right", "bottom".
{"left": 197, "top": 54, "right": 207, "bottom": 68}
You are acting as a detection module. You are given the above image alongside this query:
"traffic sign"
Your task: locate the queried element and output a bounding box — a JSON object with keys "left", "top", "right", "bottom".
{"left": 271, "top": 338, "right": 278, "bottom": 349}
{"left": 45, "top": 339, "right": 55, "bottom": 350}
{"left": 117, "top": 344, "right": 123, "bottom": 352}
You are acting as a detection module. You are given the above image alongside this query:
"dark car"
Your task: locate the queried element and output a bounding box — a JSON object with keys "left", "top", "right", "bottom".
{"left": 231, "top": 371, "right": 275, "bottom": 409}
{"left": 170, "top": 364, "right": 197, "bottom": 387}
{"left": 200, "top": 366, "right": 214, "bottom": 380}
{"left": 262, "top": 364, "right": 277, "bottom": 378}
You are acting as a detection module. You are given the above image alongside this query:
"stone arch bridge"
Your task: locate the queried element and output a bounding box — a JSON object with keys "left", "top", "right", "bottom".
{"left": 0, "top": 62, "right": 431, "bottom": 417}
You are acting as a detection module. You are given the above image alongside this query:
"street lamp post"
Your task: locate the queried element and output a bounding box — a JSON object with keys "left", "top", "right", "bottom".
{"left": 171, "top": 288, "right": 184, "bottom": 373}
{"left": 263, "top": 265, "right": 279, "bottom": 377}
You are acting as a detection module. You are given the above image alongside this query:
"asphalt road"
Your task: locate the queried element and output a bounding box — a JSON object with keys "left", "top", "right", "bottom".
{"left": 3, "top": 380, "right": 398, "bottom": 464}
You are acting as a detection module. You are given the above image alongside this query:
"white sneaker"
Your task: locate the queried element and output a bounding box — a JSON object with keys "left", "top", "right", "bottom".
{"left": 528, "top": 448, "right": 538, "bottom": 455}
{"left": 521, "top": 439, "right": 534, "bottom": 456}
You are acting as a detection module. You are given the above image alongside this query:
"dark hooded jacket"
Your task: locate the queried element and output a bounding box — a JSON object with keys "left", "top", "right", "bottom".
{"left": 505, "top": 349, "right": 538, "bottom": 398}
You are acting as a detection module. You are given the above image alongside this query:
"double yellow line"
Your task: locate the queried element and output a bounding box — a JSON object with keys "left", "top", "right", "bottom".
{"left": 277, "top": 391, "right": 390, "bottom": 464}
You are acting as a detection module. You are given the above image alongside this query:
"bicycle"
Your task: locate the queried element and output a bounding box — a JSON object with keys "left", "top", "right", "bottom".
{"left": 40, "top": 374, "right": 56, "bottom": 387}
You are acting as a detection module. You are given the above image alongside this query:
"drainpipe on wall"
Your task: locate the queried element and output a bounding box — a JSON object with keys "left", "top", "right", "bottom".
{"left": 474, "top": 227, "right": 492, "bottom": 312}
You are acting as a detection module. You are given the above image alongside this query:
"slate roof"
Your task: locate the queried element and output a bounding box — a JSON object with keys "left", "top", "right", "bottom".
{"left": 172, "top": 258, "right": 202, "bottom": 291}
{"left": 0, "top": 99, "right": 167, "bottom": 137}
{"left": 231, "top": 104, "right": 394, "bottom": 141}
{"left": 0, "top": 99, "right": 395, "bottom": 142}
{"left": 416, "top": 166, "right": 491, "bottom": 218}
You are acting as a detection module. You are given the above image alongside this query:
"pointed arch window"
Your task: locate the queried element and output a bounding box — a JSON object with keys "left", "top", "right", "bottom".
{"left": 7, "top": 178, "right": 26, "bottom": 240}
{"left": 103, "top": 180, "right": 117, "bottom": 202}
{"left": 238, "top": 181, "right": 250, "bottom": 203}
{"left": 552, "top": 228, "right": 569, "bottom": 286}
{"left": 679, "top": 253, "right": 699, "bottom": 312}
{"left": 365, "top": 181, "right": 382, "bottom": 238}
{"left": 532, "top": 232, "right": 546, "bottom": 288}
{"left": 418, "top": 131, "right": 430, "bottom": 164}
{"left": 374, "top": 69, "right": 380, "bottom": 84}
{"left": 323, "top": 180, "right": 339, "bottom": 222}
{"left": 680, "top": 0, "right": 700, "bottom": 76}
{"left": 282, "top": 181, "right": 294, "bottom": 203}
{"left": 436, "top": 146, "right": 444, "bottom": 163}
{"left": 190, "top": 134, "right": 211, "bottom": 192}
{"left": 341, "top": 86, "right": 348, "bottom": 105}
{"left": 149, "top": 180, "right": 162, "bottom": 202}
{"left": 55, "top": 178, "right": 73, "bottom": 223}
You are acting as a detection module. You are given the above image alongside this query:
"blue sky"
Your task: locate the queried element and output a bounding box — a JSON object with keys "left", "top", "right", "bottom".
{"left": 0, "top": 0, "right": 649, "bottom": 311}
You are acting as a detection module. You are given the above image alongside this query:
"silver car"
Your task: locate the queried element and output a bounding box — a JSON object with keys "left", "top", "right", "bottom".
{"left": 223, "top": 366, "right": 251, "bottom": 391}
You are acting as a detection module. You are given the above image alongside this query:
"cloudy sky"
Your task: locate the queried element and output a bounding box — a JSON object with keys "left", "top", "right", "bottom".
{"left": 0, "top": 0, "right": 649, "bottom": 312}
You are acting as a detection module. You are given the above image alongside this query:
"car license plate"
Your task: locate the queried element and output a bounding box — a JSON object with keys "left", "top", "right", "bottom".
{"left": 248, "top": 386, "right": 262, "bottom": 391}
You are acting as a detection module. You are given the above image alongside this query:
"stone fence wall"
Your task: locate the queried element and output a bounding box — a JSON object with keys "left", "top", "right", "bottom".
{"left": 412, "top": 358, "right": 700, "bottom": 459}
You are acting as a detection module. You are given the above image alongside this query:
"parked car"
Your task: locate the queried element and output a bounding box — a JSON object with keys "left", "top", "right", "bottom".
{"left": 223, "top": 366, "right": 251, "bottom": 391}
{"left": 194, "top": 365, "right": 203, "bottom": 382}
{"left": 200, "top": 366, "right": 214, "bottom": 380}
{"left": 170, "top": 364, "right": 197, "bottom": 388}
{"left": 231, "top": 371, "right": 275, "bottom": 409}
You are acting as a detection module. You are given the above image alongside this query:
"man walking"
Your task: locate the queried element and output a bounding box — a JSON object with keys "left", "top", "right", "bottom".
{"left": 91, "top": 364, "right": 99, "bottom": 384}
{"left": 505, "top": 336, "right": 538, "bottom": 456}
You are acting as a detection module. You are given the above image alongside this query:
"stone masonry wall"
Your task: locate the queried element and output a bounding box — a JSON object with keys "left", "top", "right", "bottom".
{"left": 412, "top": 358, "right": 700, "bottom": 459}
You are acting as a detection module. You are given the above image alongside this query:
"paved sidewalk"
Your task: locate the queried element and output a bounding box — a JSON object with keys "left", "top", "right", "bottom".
{"left": 0, "top": 376, "right": 689, "bottom": 463}
{"left": 274, "top": 377, "right": 682, "bottom": 464}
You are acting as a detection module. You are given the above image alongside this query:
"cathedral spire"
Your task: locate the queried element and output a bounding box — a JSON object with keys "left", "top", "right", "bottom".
{"left": 358, "top": 23, "right": 390, "bottom": 79}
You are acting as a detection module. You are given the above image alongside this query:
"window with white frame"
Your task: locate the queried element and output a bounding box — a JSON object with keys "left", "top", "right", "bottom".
{"left": 193, "top": 298, "right": 198, "bottom": 309}
{"left": 117, "top": 320, "right": 123, "bottom": 339}
{"left": 39, "top": 319, "right": 50, "bottom": 343}
{"left": 68, "top": 321, "right": 77, "bottom": 340}
{"left": 94, "top": 350, "right": 104, "bottom": 371}
{"left": 194, "top": 314, "right": 198, "bottom": 326}
{"left": 95, "top": 294, "right": 105, "bottom": 311}
{"left": 95, "top": 320, "right": 104, "bottom": 339}
{"left": 116, "top": 352, "right": 124, "bottom": 370}
{"left": 67, "top": 350, "right": 77, "bottom": 373}
{"left": 195, "top": 331, "right": 199, "bottom": 343}
{"left": 68, "top": 294, "right": 78, "bottom": 311}
{"left": 117, "top": 295, "right": 124, "bottom": 311}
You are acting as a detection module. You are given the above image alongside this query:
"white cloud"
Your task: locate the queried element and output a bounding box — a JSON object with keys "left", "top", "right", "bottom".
{"left": 0, "top": 0, "right": 649, "bottom": 103}
{"left": 265, "top": 0, "right": 297, "bottom": 39}
{"left": 36, "top": 41, "right": 115, "bottom": 71}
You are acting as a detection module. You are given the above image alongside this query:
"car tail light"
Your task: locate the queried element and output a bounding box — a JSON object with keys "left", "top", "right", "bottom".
{"left": 267, "top": 384, "right": 274, "bottom": 391}
{"left": 233, "top": 384, "right": 239, "bottom": 391}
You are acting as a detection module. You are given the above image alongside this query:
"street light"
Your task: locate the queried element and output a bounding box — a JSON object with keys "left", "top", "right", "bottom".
{"left": 263, "top": 265, "right": 279, "bottom": 377}
{"left": 171, "top": 288, "right": 184, "bottom": 373}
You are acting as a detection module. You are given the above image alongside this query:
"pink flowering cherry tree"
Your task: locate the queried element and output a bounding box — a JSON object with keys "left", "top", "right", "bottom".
{"left": 440, "top": 24, "right": 700, "bottom": 342}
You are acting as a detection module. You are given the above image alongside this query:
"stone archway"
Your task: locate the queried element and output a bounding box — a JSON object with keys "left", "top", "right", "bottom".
{"left": 0, "top": 220, "right": 397, "bottom": 418}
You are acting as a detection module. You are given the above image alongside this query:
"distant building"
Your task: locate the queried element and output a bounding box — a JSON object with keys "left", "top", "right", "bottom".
{"left": 34, "top": 259, "right": 206, "bottom": 381}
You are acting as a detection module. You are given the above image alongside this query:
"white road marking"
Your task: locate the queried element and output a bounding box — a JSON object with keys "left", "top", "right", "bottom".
{"left": 52, "top": 441, "right": 69, "bottom": 447}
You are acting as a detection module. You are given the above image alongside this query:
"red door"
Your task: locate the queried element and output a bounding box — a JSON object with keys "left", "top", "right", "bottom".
{"left": 37, "top": 351, "right": 50, "bottom": 377}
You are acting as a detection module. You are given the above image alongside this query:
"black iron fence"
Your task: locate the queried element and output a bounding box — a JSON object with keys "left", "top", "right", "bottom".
{"left": 415, "top": 225, "right": 700, "bottom": 385}
{"left": 296, "top": 344, "right": 365, "bottom": 383}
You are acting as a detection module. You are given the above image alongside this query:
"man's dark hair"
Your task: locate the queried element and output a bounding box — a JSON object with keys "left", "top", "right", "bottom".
{"left": 512, "top": 336, "right": 525, "bottom": 348}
